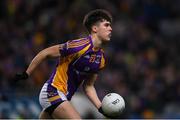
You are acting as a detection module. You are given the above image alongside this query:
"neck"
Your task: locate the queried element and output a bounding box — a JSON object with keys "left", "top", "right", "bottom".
{"left": 90, "top": 34, "right": 102, "bottom": 50}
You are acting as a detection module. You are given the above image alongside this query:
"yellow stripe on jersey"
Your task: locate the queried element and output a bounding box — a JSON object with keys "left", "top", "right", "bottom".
{"left": 68, "top": 39, "right": 89, "bottom": 45}
{"left": 77, "top": 44, "right": 91, "bottom": 58}
{"left": 52, "top": 54, "right": 76, "bottom": 94}
{"left": 68, "top": 42, "right": 88, "bottom": 48}
{"left": 100, "top": 55, "right": 105, "bottom": 69}
{"left": 68, "top": 39, "right": 90, "bottom": 48}
{"left": 48, "top": 95, "right": 60, "bottom": 102}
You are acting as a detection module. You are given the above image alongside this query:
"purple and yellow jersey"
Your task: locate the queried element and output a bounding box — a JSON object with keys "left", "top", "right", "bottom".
{"left": 47, "top": 36, "right": 106, "bottom": 100}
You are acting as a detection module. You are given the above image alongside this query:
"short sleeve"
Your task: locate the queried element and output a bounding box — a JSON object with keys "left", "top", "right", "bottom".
{"left": 59, "top": 38, "right": 91, "bottom": 57}
{"left": 59, "top": 42, "right": 69, "bottom": 57}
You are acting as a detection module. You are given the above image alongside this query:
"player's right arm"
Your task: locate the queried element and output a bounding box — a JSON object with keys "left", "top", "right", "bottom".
{"left": 15, "top": 38, "right": 91, "bottom": 80}
{"left": 14, "top": 44, "right": 62, "bottom": 80}
{"left": 26, "top": 45, "right": 61, "bottom": 75}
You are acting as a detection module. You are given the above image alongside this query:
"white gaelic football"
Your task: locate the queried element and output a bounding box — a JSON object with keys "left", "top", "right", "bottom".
{"left": 102, "top": 93, "right": 125, "bottom": 117}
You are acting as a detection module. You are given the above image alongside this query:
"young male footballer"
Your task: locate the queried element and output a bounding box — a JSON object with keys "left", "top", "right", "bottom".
{"left": 15, "top": 9, "right": 112, "bottom": 119}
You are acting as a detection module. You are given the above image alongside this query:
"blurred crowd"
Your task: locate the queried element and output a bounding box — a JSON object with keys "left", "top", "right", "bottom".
{"left": 0, "top": 0, "right": 180, "bottom": 119}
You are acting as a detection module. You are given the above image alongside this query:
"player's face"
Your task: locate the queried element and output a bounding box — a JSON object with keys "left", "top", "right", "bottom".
{"left": 96, "top": 20, "right": 112, "bottom": 42}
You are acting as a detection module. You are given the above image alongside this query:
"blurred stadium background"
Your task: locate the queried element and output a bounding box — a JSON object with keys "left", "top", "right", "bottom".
{"left": 0, "top": 0, "right": 180, "bottom": 119}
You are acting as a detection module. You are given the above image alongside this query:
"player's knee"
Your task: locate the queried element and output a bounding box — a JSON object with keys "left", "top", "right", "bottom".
{"left": 52, "top": 101, "right": 81, "bottom": 119}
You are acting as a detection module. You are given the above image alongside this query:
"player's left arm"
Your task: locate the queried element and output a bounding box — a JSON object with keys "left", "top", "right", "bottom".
{"left": 83, "top": 73, "right": 101, "bottom": 109}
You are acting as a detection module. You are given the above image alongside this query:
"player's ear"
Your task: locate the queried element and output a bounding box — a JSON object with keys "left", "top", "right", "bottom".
{"left": 92, "top": 25, "right": 98, "bottom": 33}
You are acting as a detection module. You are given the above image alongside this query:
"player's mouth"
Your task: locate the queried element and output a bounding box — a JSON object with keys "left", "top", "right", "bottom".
{"left": 108, "top": 33, "right": 112, "bottom": 38}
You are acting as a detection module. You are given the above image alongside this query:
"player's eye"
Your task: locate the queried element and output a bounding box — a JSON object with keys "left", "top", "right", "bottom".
{"left": 104, "top": 23, "right": 111, "bottom": 27}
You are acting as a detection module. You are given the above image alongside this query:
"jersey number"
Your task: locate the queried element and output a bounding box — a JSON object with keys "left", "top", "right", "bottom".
{"left": 89, "top": 55, "right": 96, "bottom": 63}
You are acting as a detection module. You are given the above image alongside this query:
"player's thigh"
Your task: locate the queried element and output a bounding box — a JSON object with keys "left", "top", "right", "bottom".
{"left": 52, "top": 101, "right": 81, "bottom": 119}
{"left": 39, "top": 110, "right": 52, "bottom": 119}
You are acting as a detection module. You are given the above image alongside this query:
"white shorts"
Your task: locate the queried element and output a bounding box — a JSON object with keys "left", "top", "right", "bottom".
{"left": 39, "top": 83, "right": 67, "bottom": 111}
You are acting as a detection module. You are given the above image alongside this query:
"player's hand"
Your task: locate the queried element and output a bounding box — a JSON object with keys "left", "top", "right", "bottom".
{"left": 98, "top": 106, "right": 119, "bottom": 119}
{"left": 14, "top": 71, "right": 29, "bottom": 81}
{"left": 98, "top": 106, "right": 112, "bottom": 118}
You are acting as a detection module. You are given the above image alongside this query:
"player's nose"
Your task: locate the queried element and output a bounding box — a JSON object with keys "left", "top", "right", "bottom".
{"left": 109, "top": 26, "right": 112, "bottom": 32}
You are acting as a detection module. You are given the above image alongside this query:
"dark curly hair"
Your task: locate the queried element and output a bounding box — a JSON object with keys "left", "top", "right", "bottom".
{"left": 83, "top": 9, "right": 112, "bottom": 33}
